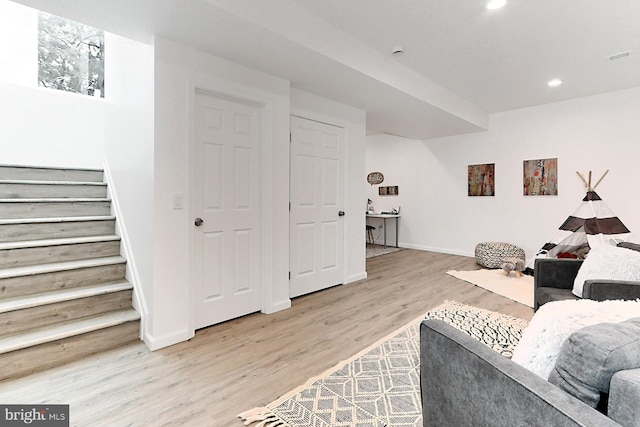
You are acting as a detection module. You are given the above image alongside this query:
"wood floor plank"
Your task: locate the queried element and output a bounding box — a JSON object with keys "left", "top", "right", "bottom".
{"left": 0, "top": 249, "right": 534, "bottom": 426}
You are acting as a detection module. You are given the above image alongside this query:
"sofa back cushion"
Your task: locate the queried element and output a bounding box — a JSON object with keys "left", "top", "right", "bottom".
{"left": 548, "top": 317, "right": 640, "bottom": 408}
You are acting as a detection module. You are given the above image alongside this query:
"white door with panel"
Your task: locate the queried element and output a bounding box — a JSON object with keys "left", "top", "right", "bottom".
{"left": 289, "top": 116, "right": 345, "bottom": 298}
{"left": 193, "top": 90, "right": 262, "bottom": 329}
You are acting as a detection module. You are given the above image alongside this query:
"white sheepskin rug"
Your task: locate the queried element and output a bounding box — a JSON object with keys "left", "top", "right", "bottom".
{"left": 511, "top": 299, "right": 640, "bottom": 379}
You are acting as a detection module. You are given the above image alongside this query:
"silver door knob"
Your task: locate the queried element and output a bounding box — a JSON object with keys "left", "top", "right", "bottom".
{"left": 194, "top": 217, "right": 204, "bottom": 227}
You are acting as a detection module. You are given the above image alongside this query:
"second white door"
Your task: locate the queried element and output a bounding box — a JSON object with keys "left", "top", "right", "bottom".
{"left": 289, "top": 116, "right": 345, "bottom": 298}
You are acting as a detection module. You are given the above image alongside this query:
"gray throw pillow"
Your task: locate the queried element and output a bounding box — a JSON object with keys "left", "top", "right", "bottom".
{"left": 548, "top": 317, "right": 640, "bottom": 408}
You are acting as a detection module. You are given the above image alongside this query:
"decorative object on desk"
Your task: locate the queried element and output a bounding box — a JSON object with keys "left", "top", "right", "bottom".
{"left": 367, "top": 171, "right": 384, "bottom": 185}
{"left": 468, "top": 163, "right": 495, "bottom": 196}
{"left": 379, "top": 185, "right": 398, "bottom": 196}
{"left": 523, "top": 157, "right": 558, "bottom": 196}
{"left": 380, "top": 206, "right": 400, "bottom": 215}
{"left": 367, "top": 198, "right": 374, "bottom": 214}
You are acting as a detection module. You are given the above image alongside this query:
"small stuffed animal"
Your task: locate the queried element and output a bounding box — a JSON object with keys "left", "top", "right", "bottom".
{"left": 501, "top": 257, "right": 525, "bottom": 278}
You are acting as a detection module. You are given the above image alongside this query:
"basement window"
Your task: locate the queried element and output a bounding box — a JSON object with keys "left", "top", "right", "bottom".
{"left": 37, "top": 12, "right": 104, "bottom": 98}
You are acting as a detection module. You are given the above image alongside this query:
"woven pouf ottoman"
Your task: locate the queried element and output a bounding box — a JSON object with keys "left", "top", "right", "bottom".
{"left": 475, "top": 242, "right": 525, "bottom": 269}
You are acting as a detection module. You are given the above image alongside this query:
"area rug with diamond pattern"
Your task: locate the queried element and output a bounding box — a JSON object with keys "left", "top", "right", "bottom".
{"left": 238, "top": 301, "right": 528, "bottom": 427}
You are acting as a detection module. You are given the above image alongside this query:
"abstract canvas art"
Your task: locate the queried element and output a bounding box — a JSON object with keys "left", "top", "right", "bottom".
{"left": 468, "top": 163, "right": 495, "bottom": 196}
{"left": 523, "top": 158, "right": 558, "bottom": 196}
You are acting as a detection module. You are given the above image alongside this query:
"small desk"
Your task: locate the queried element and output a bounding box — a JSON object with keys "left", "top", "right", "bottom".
{"left": 366, "top": 213, "right": 400, "bottom": 248}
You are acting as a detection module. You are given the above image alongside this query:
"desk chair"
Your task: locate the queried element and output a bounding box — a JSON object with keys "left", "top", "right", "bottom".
{"left": 366, "top": 225, "right": 376, "bottom": 247}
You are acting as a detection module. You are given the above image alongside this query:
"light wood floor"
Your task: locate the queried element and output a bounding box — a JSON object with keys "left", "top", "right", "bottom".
{"left": 0, "top": 249, "right": 534, "bottom": 427}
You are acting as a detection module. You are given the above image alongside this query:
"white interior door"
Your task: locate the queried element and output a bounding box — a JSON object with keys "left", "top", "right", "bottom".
{"left": 289, "top": 116, "right": 345, "bottom": 298}
{"left": 192, "top": 90, "right": 262, "bottom": 329}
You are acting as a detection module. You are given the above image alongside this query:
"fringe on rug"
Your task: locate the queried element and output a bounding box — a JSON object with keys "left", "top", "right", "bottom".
{"left": 238, "top": 407, "right": 290, "bottom": 427}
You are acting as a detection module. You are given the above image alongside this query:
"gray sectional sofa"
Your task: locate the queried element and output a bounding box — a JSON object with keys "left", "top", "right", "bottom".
{"left": 534, "top": 258, "right": 640, "bottom": 310}
{"left": 420, "top": 319, "right": 640, "bottom": 427}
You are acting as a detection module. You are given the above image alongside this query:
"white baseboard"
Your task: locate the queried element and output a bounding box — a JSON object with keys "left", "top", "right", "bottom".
{"left": 144, "top": 328, "right": 194, "bottom": 351}
{"left": 262, "top": 298, "right": 291, "bottom": 314}
{"left": 399, "top": 243, "right": 474, "bottom": 258}
{"left": 346, "top": 272, "right": 367, "bottom": 284}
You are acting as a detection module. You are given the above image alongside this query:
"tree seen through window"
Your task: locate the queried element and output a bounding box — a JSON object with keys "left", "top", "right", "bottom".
{"left": 38, "top": 12, "right": 104, "bottom": 97}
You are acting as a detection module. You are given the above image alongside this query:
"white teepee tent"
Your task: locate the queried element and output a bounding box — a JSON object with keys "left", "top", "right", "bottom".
{"left": 526, "top": 171, "right": 630, "bottom": 270}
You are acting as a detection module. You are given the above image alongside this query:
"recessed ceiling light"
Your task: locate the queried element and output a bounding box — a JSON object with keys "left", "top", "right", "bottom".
{"left": 609, "top": 51, "right": 632, "bottom": 61}
{"left": 392, "top": 46, "right": 404, "bottom": 56}
{"left": 547, "top": 79, "right": 563, "bottom": 88}
{"left": 486, "top": 0, "right": 507, "bottom": 10}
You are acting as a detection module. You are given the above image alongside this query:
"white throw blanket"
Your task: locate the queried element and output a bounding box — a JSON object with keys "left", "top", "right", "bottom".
{"left": 511, "top": 299, "right": 640, "bottom": 379}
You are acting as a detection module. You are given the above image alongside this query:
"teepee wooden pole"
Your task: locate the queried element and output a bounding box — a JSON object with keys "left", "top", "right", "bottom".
{"left": 592, "top": 170, "right": 610, "bottom": 191}
{"left": 576, "top": 171, "right": 589, "bottom": 189}
{"left": 588, "top": 171, "right": 592, "bottom": 190}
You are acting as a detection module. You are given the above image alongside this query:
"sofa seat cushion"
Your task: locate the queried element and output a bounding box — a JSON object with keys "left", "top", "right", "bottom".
{"left": 536, "top": 287, "right": 579, "bottom": 308}
{"left": 548, "top": 317, "right": 640, "bottom": 408}
{"left": 609, "top": 369, "right": 640, "bottom": 427}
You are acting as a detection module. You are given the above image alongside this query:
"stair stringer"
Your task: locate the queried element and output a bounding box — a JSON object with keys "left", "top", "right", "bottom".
{"left": 103, "top": 161, "right": 149, "bottom": 346}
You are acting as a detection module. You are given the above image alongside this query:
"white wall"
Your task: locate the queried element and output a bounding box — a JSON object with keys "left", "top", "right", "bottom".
{"left": 0, "top": 0, "right": 37, "bottom": 86}
{"left": 291, "top": 89, "right": 367, "bottom": 284}
{"left": 0, "top": 83, "right": 105, "bottom": 168}
{"left": 0, "top": 2, "right": 105, "bottom": 169}
{"left": 103, "top": 33, "right": 155, "bottom": 337}
{"left": 150, "top": 37, "right": 292, "bottom": 349}
{"left": 366, "top": 87, "right": 640, "bottom": 260}
{"left": 365, "top": 134, "right": 422, "bottom": 248}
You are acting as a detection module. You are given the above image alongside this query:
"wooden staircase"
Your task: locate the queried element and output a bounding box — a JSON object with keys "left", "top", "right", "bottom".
{"left": 0, "top": 165, "right": 140, "bottom": 381}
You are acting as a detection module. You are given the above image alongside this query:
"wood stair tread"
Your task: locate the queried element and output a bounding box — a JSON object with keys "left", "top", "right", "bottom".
{"left": 0, "top": 309, "right": 140, "bottom": 355}
{"left": 0, "top": 281, "right": 133, "bottom": 314}
{"left": 0, "top": 215, "right": 115, "bottom": 225}
{"left": 0, "top": 198, "right": 111, "bottom": 202}
{"left": 0, "top": 180, "right": 106, "bottom": 186}
{"left": 0, "top": 234, "right": 120, "bottom": 251}
{"left": 0, "top": 164, "right": 102, "bottom": 172}
{"left": 0, "top": 255, "right": 126, "bottom": 279}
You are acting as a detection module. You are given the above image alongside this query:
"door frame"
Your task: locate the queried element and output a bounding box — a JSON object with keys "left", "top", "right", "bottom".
{"left": 187, "top": 80, "right": 276, "bottom": 333}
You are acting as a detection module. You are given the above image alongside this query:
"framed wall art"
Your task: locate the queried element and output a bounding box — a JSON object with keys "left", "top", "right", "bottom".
{"left": 378, "top": 185, "right": 398, "bottom": 196}
{"left": 468, "top": 163, "right": 495, "bottom": 196}
{"left": 523, "top": 158, "right": 558, "bottom": 196}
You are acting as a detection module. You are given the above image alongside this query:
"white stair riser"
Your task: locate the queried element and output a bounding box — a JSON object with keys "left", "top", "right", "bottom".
{"left": 0, "top": 219, "right": 115, "bottom": 242}
{"left": 0, "top": 240, "right": 121, "bottom": 268}
{"left": 0, "top": 201, "right": 111, "bottom": 219}
{"left": 0, "top": 263, "right": 126, "bottom": 299}
{"left": 0, "top": 183, "right": 107, "bottom": 199}
{"left": 0, "top": 319, "right": 139, "bottom": 382}
{"left": 0, "top": 290, "right": 133, "bottom": 336}
{"left": 0, "top": 166, "right": 103, "bottom": 183}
